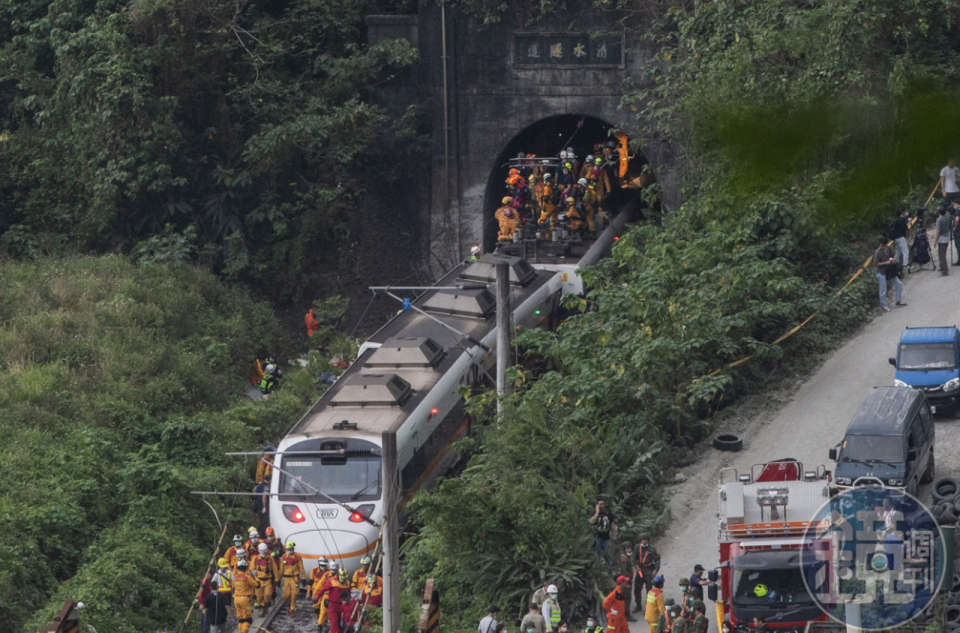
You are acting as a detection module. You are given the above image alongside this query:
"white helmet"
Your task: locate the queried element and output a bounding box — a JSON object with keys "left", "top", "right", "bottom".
{"left": 547, "top": 584, "right": 558, "bottom": 593}
{"left": 578, "top": 178, "right": 588, "bottom": 187}
{"left": 470, "top": 245, "right": 481, "bottom": 255}
{"left": 265, "top": 364, "right": 276, "bottom": 374}
{"left": 318, "top": 556, "right": 329, "bottom": 569}
{"left": 236, "top": 548, "right": 246, "bottom": 558}
{"left": 258, "top": 543, "right": 269, "bottom": 555}
{"left": 585, "top": 154, "right": 594, "bottom": 163}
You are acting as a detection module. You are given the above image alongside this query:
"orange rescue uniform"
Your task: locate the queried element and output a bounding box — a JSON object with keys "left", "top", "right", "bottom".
{"left": 234, "top": 570, "right": 257, "bottom": 633}
{"left": 604, "top": 587, "right": 629, "bottom": 633}
{"left": 280, "top": 552, "right": 305, "bottom": 612}
{"left": 645, "top": 587, "right": 666, "bottom": 632}
{"left": 252, "top": 554, "right": 279, "bottom": 609}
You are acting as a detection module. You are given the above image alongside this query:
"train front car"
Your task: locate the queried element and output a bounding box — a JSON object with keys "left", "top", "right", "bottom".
{"left": 272, "top": 434, "right": 383, "bottom": 573}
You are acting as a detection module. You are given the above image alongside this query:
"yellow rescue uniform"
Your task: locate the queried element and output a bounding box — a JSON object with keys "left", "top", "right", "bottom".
{"left": 313, "top": 570, "right": 333, "bottom": 623}
{"left": 252, "top": 554, "right": 279, "bottom": 609}
{"left": 280, "top": 553, "right": 305, "bottom": 612}
{"left": 234, "top": 571, "right": 257, "bottom": 633}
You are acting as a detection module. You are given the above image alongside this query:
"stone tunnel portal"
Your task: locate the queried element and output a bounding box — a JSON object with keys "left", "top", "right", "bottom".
{"left": 482, "top": 114, "right": 652, "bottom": 249}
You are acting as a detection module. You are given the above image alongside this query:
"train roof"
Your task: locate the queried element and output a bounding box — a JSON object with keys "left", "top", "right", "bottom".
{"left": 285, "top": 255, "right": 555, "bottom": 441}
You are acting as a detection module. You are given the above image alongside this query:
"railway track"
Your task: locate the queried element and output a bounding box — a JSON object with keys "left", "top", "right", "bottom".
{"left": 225, "top": 591, "right": 317, "bottom": 633}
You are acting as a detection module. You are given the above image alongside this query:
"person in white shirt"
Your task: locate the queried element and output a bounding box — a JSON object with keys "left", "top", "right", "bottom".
{"left": 478, "top": 606, "right": 500, "bottom": 633}
{"left": 941, "top": 159, "right": 959, "bottom": 204}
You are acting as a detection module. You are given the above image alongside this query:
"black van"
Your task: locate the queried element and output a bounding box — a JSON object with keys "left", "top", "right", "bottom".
{"left": 829, "top": 386, "right": 935, "bottom": 497}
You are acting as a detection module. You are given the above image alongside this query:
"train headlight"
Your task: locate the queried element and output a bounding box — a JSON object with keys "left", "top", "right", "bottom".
{"left": 349, "top": 504, "right": 375, "bottom": 523}
{"left": 283, "top": 504, "right": 306, "bottom": 523}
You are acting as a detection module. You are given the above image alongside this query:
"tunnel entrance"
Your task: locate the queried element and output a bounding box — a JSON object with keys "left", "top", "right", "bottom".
{"left": 481, "top": 114, "right": 653, "bottom": 250}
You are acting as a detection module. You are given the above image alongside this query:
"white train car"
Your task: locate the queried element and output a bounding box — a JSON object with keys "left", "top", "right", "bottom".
{"left": 270, "top": 210, "right": 634, "bottom": 573}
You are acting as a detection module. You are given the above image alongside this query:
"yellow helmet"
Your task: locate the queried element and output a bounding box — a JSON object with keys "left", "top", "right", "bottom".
{"left": 218, "top": 557, "right": 229, "bottom": 568}
{"left": 338, "top": 568, "right": 348, "bottom": 581}
{"left": 501, "top": 196, "right": 513, "bottom": 204}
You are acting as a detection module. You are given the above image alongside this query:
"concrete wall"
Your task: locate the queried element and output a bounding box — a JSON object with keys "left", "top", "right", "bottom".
{"left": 367, "top": 5, "right": 680, "bottom": 277}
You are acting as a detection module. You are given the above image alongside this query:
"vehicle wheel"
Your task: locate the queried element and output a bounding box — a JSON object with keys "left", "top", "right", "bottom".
{"left": 949, "top": 591, "right": 960, "bottom": 606}
{"left": 712, "top": 434, "right": 743, "bottom": 452}
{"left": 941, "top": 503, "right": 960, "bottom": 524}
{"left": 921, "top": 453, "right": 935, "bottom": 484}
{"left": 933, "top": 477, "right": 960, "bottom": 502}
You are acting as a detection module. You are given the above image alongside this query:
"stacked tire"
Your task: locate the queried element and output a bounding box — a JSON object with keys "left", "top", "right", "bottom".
{"left": 930, "top": 477, "right": 960, "bottom": 629}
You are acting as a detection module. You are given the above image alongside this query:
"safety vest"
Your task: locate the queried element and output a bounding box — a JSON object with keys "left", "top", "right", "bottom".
{"left": 259, "top": 374, "right": 275, "bottom": 393}
{"left": 544, "top": 598, "right": 561, "bottom": 626}
{"left": 217, "top": 569, "right": 233, "bottom": 593}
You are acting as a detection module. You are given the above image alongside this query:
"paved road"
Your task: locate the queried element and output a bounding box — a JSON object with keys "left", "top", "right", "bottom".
{"left": 628, "top": 259, "right": 960, "bottom": 631}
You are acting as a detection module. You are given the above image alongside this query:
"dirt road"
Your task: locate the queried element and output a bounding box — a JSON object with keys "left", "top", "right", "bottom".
{"left": 628, "top": 260, "right": 960, "bottom": 631}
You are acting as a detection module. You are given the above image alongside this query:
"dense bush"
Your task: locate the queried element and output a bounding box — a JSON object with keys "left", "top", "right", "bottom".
{"left": 0, "top": 256, "right": 324, "bottom": 632}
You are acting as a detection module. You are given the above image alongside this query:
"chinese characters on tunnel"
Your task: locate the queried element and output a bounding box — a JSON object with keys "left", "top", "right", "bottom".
{"left": 514, "top": 34, "right": 623, "bottom": 67}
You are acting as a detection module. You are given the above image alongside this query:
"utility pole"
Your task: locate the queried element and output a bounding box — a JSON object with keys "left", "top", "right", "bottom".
{"left": 382, "top": 431, "right": 401, "bottom": 633}
{"left": 495, "top": 261, "right": 511, "bottom": 417}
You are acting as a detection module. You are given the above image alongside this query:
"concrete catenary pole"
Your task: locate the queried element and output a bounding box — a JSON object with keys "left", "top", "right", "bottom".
{"left": 496, "top": 261, "right": 511, "bottom": 417}
{"left": 381, "top": 431, "right": 401, "bottom": 633}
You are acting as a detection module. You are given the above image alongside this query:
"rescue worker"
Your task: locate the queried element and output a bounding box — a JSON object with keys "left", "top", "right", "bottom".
{"left": 470, "top": 245, "right": 481, "bottom": 261}
{"left": 232, "top": 546, "right": 247, "bottom": 574}
{"left": 580, "top": 155, "right": 594, "bottom": 179}
{"left": 495, "top": 197, "right": 522, "bottom": 241}
{"left": 259, "top": 364, "right": 280, "bottom": 394}
{"left": 306, "top": 308, "right": 320, "bottom": 339}
{"left": 244, "top": 530, "right": 261, "bottom": 560}
{"left": 315, "top": 561, "right": 339, "bottom": 626}
{"left": 618, "top": 543, "right": 636, "bottom": 621}
{"left": 634, "top": 535, "right": 660, "bottom": 611}
{"left": 263, "top": 527, "right": 283, "bottom": 556}
{"left": 644, "top": 575, "right": 666, "bottom": 633}
{"left": 214, "top": 557, "right": 235, "bottom": 622}
{"left": 252, "top": 542, "right": 280, "bottom": 616}
{"left": 308, "top": 556, "right": 330, "bottom": 601}
{"left": 656, "top": 599, "right": 675, "bottom": 633}
{"left": 604, "top": 576, "right": 630, "bottom": 633}
{"left": 541, "top": 584, "right": 561, "bottom": 632}
{"left": 584, "top": 614, "right": 602, "bottom": 633}
{"left": 250, "top": 358, "right": 266, "bottom": 386}
{"left": 521, "top": 602, "right": 546, "bottom": 633}
{"left": 253, "top": 475, "right": 270, "bottom": 535}
{"left": 691, "top": 601, "right": 708, "bottom": 633}
{"left": 538, "top": 174, "right": 557, "bottom": 228}
{"left": 591, "top": 156, "right": 611, "bottom": 202}
{"left": 532, "top": 582, "right": 551, "bottom": 607}
{"left": 234, "top": 559, "right": 257, "bottom": 633}
{"left": 362, "top": 573, "right": 383, "bottom": 608}
{"left": 280, "top": 541, "right": 304, "bottom": 614}
{"left": 226, "top": 534, "right": 245, "bottom": 568}
{"left": 558, "top": 163, "right": 575, "bottom": 188}
{"left": 581, "top": 183, "right": 598, "bottom": 235}
{"left": 352, "top": 556, "right": 372, "bottom": 588}
{"left": 562, "top": 197, "right": 584, "bottom": 234}
{"left": 316, "top": 565, "right": 352, "bottom": 633}
{"left": 668, "top": 605, "right": 686, "bottom": 633}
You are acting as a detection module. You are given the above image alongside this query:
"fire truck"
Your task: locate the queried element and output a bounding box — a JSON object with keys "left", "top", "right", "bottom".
{"left": 711, "top": 459, "right": 833, "bottom": 630}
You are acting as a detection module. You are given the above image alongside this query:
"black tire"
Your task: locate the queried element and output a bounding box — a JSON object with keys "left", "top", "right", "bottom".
{"left": 933, "top": 477, "right": 960, "bottom": 502}
{"left": 949, "top": 592, "right": 960, "bottom": 606}
{"left": 922, "top": 452, "right": 936, "bottom": 484}
{"left": 712, "top": 434, "right": 743, "bottom": 452}
{"left": 942, "top": 503, "right": 960, "bottom": 524}
{"left": 934, "top": 503, "right": 947, "bottom": 519}
{"left": 947, "top": 605, "right": 960, "bottom": 624}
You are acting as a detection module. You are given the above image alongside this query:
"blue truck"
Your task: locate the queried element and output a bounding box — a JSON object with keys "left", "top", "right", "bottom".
{"left": 889, "top": 326, "right": 960, "bottom": 417}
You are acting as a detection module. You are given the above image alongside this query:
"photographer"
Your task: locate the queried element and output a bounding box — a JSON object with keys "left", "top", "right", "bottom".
{"left": 874, "top": 236, "right": 906, "bottom": 312}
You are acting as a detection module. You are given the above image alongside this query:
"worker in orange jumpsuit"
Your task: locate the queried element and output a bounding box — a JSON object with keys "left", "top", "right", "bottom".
{"left": 280, "top": 541, "right": 305, "bottom": 614}
{"left": 234, "top": 559, "right": 257, "bottom": 633}
{"left": 252, "top": 542, "right": 280, "bottom": 616}
{"left": 255, "top": 445, "right": 275, "bottom": 483}
{"left": 225, "top": 534, "right": 245, "bottom": 568}
{"left": 306, "top": 308, "right": 320, "bottom": 338}
{"left": 604, "top": 576, "right": 631, "bottom": 633}
{"left": 316, "top": 566, "right": 352, "bottom": 633}
{"left": 308, "top": 556, "right": 330, "bottom": 601}
{"left": 645, "top": 575, "right": 666, "bottom": 633}
{"left": 314, "top": 561, "right": 339, "bottom": 625}
{"left": 352, "top": 555, "right": 372, "bottom": 588}
{"left": 264, "top": 527, "right": 284, "bottom": 557}
{"left": 581, "top": 184, "right": 598, "bottom": 234}
{"left": 496, "top": 197, "right": 522, "bottom": 241}
{"left": 250, "top": 358, "right": 266, "bottom": 385}
{"left": 345, "top": 578, "right": 382, "bottom": 631}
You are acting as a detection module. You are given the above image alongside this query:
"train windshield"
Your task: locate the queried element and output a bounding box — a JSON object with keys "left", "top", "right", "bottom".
{"left": 280, "top": 455, "right": 382, "bottom": 503}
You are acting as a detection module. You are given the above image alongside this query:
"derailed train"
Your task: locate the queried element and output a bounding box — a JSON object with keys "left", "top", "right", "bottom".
{"left": 268, "top": 208, "right": 635, "bottom": 574}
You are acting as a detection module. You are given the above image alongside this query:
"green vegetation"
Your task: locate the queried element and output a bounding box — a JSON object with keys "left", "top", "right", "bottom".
{"left": 0, "top": 256, "right": 326, "bottom": 632}
{"left": 405, "top": 0, "right": 960, "bottom": 626}
{"left": 0, "top": 0, "right": 421, "bottom": 302}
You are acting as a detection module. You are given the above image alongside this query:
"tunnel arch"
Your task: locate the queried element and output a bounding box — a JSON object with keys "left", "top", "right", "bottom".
{"left": 481, "top": 114, "right": 654, "bottom": 250}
